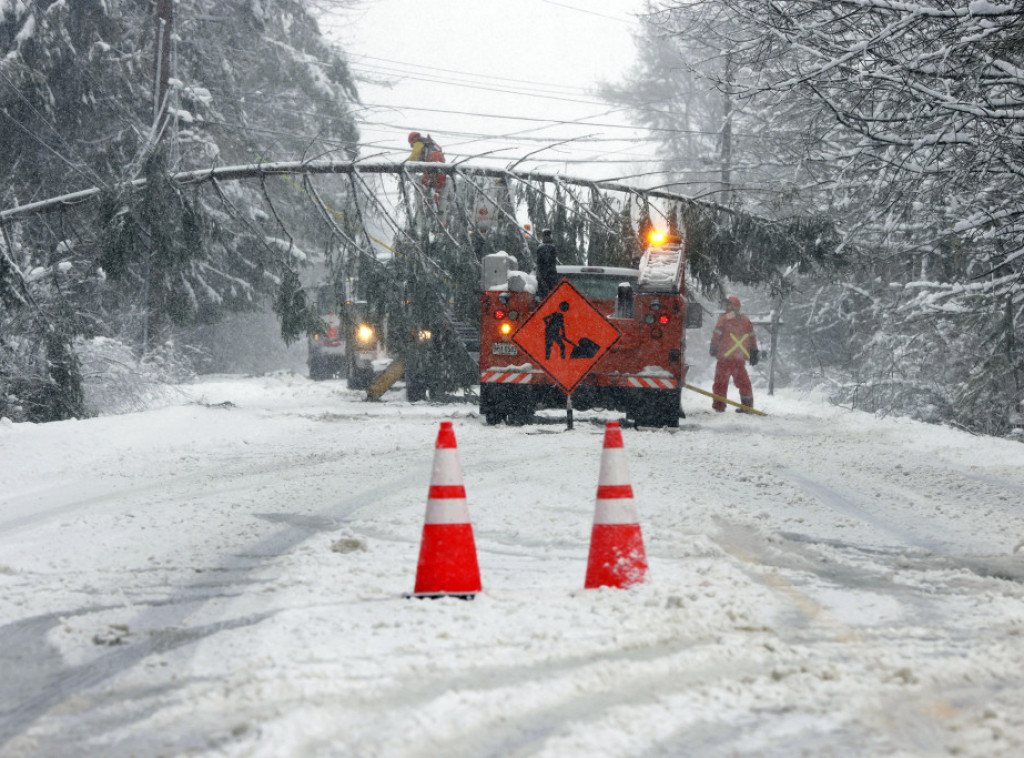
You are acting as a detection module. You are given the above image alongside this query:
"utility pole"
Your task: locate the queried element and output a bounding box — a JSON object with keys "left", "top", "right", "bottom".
{"left": 1008, "top": 295, "right": 1021, "bottom": 404}
{"left": 720, "top": 52, "right": 733, "bottom": 203}
{"left": 153, "top": 0, "right": 173, "bottom": 142}
{"left": 768, "top": 296, "right": 783, "bottom": 396}
{"left": 143, "top": 0, "right": 173, "bottom": 355}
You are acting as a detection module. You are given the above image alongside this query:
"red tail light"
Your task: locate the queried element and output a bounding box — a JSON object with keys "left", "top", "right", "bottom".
{"left": 658, "top": 314, "right": 670, "bottom": 325}
{"left": 494, "top": 309, "right": 507, "bottom": 320}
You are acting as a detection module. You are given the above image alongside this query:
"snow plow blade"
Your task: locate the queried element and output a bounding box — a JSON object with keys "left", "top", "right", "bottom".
{"left": 366, "top": 361, "right": 405, "bottom": 401}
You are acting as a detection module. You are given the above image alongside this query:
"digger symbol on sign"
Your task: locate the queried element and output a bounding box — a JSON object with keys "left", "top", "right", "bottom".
{"left": 543, "top": 301, "right": 601, "bottom": 360}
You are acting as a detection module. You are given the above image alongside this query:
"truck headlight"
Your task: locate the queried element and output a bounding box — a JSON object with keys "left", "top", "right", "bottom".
{"left": 356, "top": 324, "right": 375, "bottom": 343}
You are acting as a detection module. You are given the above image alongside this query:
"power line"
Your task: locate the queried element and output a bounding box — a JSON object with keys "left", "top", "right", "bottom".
{"left": 355, "top": 104, "right": 736, "bottom": 136}
{"left": 197, "top": 118, "right": 704, "bottom": 168}
{"left": 205, "top": 119, "right": 665, "bottom": 164}
{"left": 538, "top": 0, "right": 638, "bottom": 24}
{"left": 356, "top": 120, "right": 650, "bottom": 142}
{"left": 349, "top": 64, "right": 612, "bottom": 107}
{"left": 200, "top": 42, "right": 726, "bottom": 136}
{"left": 349, "top": 53, "right": 594, "bottom": 96}
{"left": 184, "top": 78, "right": 726, "bottom": 139}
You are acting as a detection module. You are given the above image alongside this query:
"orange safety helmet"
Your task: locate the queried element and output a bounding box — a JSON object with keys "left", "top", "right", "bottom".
{"left": 408, "top": 131, "right": 422, "bottom": 145}
{"left": 726, "top": 296, "right": 741, "bottom": 310}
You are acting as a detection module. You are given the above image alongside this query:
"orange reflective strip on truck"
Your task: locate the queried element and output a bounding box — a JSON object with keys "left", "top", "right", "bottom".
{"left": 625, "top": 376, "right": 678, "bottom": 389}
{"left": 481, "top": 371, "right": 535, "bottom": 384}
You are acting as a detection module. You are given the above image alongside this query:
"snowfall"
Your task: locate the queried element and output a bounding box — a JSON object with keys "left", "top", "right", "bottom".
{"left": 2, "top": 364, "right": 1024, "bottom": 757}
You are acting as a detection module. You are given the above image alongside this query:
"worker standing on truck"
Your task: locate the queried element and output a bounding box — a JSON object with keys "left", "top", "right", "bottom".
{"left": 535, "top": 228, "right": 559, "bottom": 300}
{"left": 710, "top": 296, "right": 759, "bottom": 412}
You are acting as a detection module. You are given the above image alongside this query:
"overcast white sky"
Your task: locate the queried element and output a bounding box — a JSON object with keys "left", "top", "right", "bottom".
{"left": 320, "top": 0, "right": 659, "bottom": 183}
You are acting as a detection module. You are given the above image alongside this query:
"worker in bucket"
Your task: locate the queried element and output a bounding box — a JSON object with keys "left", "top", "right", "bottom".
{"left": 406, "top": 131, "right": 447, "bottom": 212}
{"left": 709, "top": 296, "right": 759, "bottom": 412}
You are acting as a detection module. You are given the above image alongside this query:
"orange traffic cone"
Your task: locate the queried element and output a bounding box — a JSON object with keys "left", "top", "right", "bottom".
{"left": 409, "top": 421, "right": 482, "bottom": 598}
{"left": 584, "top": 421, "right": 648, "bottom": 589}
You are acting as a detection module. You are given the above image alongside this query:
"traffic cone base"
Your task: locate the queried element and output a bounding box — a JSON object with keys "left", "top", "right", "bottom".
{"left": 412, "top": 523, "right": 481, "bottom": 597}
{"left": 584, "top": 523, "right": 647, "bottom": 589}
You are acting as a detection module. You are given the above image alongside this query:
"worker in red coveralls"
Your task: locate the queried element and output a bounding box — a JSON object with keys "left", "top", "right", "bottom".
{"left": 710, "top": 296, "right": 759, "bottom": 412}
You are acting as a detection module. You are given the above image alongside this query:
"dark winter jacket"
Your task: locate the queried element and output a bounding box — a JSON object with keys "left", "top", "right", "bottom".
{"left": 535, "top": 242, "right": 559, "bottom": 299}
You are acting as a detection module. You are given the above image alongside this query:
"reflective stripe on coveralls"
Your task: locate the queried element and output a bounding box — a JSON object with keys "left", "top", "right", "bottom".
{"left": 722, "top": 332, "right": 751, "bottom": 360}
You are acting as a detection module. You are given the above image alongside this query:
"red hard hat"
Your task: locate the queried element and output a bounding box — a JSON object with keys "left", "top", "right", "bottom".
{"left": 727, "top": 296, "right": 741, "bottom": 309}
{"left": 408, "top": 131, "right": 421, "bottom": 145}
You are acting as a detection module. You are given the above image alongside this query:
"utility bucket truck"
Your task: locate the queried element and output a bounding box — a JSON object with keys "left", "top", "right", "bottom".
{"left": 478, "top": 232, "right": 701, "bottom": 427}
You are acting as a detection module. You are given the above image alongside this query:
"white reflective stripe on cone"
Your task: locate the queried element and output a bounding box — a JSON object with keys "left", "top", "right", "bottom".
{"left": 430, "top": 448, "right": 463, "bottom": 487}
{"left": 424, "top": 496, "right": 473, "bottom": 525}
{"left": 593, "top": 497, "right": 640, "bottom": 525}
{"left": 598, "top": 448, "right": 630, "bottom": 489}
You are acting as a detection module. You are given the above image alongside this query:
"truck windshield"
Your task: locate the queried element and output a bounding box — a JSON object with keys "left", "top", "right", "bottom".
{"left": 563, "top": 274, "right": 638, "bottom": 301}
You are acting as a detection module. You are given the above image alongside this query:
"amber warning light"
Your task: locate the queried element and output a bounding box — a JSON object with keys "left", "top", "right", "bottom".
{"left": 648, "top": 231, "right": 682, "bottom": 246}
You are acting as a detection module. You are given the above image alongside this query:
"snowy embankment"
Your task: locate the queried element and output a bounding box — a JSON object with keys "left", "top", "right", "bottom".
{"left": 1, "top": 373, "right": 1023, "bottom": 757}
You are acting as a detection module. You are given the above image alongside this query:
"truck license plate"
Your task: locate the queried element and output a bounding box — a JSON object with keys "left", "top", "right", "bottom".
{"left": 491, "top": 342, "right": 518, "bottom": 356}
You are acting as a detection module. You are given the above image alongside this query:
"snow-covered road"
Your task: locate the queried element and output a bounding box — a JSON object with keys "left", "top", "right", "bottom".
{"left": 2, "top": 374, "right": 1023, "bottom": 756}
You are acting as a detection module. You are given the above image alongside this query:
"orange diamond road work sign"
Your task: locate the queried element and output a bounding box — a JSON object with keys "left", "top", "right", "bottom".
{"left": 512, "top": 279, "right": 622, "bottom": 394}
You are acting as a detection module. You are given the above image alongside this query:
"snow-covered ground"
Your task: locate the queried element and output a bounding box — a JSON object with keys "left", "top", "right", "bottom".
{"left": 2, "top": 373, "right": 1023, "bottom": 757}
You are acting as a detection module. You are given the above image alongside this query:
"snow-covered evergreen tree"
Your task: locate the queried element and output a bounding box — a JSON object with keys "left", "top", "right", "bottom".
{"left": 0, "top": 0, "right": 360, "bottom": 420}
{"left": 613, "top": 0, "right": 1023, "bottom": 436}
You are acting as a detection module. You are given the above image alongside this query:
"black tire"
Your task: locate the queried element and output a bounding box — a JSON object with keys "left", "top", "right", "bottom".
{"left": 506, "top": 387, "right": 536, "bottom": 426}
{"left": 632, "top": 389, "right": 680, "bottom": 428}
{"left": 329, "top": 355, "right": 348, "bottom": 380}
{"left": 658, "top": 389, "right": 682, "bottom": 427}
{"left": 406, "top": 375, "right": 427, "bottom": 402}
{"left": 480, "top": 384, "right": 504, "bottom": 425}
{"left": 348, "top": 364, "right": 374, "bottom": 391}
{"left": 308, "top": 355, "right": 325, "bottom": 381}
{"left": 427, "top": 380, "right": 446, "bottom": 401}
{"left": 480, "top": 384, "right": 536, "bottom": 425}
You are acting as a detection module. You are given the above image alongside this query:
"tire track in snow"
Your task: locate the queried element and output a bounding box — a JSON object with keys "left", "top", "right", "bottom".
{"left": 294, "top": 637, "right": 765, "bottom": 758}
{"left": 0, "top": 466, "right": 424, "bottom": 754}
{"left": 706, "top": 471, "right": 1024, "bottom": 758}
{"left": 0, "top": 448, "right": 343, "bottom": 538}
